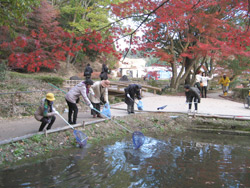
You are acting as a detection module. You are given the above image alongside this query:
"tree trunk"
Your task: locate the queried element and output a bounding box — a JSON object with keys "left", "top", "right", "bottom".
{"left": 184, "top": 57, "right": 192, "bottom": 85}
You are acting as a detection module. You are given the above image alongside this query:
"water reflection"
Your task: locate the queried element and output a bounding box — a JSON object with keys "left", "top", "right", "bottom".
{"left": 0, "top": 134, "right": 249, "bottom": 188}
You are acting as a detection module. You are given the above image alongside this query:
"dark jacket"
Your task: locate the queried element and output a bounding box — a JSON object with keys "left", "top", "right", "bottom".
{"left": 124, "top": 84, "right": 142, "bottom": 105}
{"left": 185, "top": 87, "right": 201, "bottom": 103}
{"left": 102, "top": 64, "right": 108, "bottom": 73}
{"left": 84, "top": 65, "right": 93, "bottom": 77}
{"left": 100, "top": 64, "right": 109, "bottom": 80}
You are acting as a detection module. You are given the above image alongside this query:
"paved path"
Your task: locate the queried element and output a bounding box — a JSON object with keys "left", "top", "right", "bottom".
{"left": 114, "top": 91, "right": 249, "bottom": 117}
{"left": 0, "top": 91, "right": 248, "bottom": 143}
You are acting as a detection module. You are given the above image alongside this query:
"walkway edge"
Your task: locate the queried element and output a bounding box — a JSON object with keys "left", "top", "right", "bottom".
{"left": 0, "top": 119, "right": 106, "bottom": 146}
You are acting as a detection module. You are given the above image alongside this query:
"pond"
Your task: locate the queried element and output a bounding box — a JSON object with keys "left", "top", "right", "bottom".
{"left": 0, "top": 132, "right": 250, "bottom": 188}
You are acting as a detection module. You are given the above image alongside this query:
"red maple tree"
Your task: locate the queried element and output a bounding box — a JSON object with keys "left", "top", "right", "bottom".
{"left": 111, "top": 0, "right": 250, "bottom": 89}
{"left": 1, "top": 0, "right": 120, "bottom": 72}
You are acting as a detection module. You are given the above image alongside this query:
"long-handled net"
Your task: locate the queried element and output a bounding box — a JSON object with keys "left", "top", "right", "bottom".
{"left": 57, "top": 112, "right": 88, "bottom": 147}
{"left": 132, "top": 131, "right": 145, "bottom": 149}
{"left": 48, "top": 83, "right": 145, "bottom": 149}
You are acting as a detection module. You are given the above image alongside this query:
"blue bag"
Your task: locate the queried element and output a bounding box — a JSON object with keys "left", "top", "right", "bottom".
{"left": 137, "top": 100, "right": 143, "bottom": 110}
{"left": 102, "top": 103, "right": 111, "bottom": 118}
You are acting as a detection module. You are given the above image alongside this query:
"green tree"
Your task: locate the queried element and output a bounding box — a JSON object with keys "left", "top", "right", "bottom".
{"left": 0, "top": 0, "right": 40, "bottom": 29}
{"left": 53, "top": 0, "right": 121, "bottom": 67}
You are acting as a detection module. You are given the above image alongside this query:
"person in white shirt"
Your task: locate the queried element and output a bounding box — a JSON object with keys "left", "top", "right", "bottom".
{"left": 200, "top": 72, "right": 213, "bottom": 98}
{"left": 194, "top": 72, "right": 202, "bottom": 91}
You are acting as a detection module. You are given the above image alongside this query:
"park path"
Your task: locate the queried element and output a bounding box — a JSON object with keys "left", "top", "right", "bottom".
{"left": 113, "top": 90, "right": 248, "bottom": 117}
{"left": 0, "top": 90, "right": 248, "bottom": 144}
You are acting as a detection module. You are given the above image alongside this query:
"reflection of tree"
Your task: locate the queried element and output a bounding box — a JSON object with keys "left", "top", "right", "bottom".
{"left": 1, "top": 137, "right": 249, "bottom": 187}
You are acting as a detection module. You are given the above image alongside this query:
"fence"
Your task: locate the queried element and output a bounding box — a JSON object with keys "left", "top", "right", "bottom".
{"left": 64, "top": 80, "right": 162, "bottom": 94}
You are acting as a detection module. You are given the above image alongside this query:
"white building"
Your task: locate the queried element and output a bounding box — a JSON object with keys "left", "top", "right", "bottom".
{"left": 114, "top": 58, "right": 173, "bottom": 79}
{"left": 117, "top": 58, "right": 147, "bottom": 78}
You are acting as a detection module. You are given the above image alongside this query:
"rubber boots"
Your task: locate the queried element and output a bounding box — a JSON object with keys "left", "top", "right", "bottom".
{"left": 224, "top": 92, "right": 227, "bottom": 96}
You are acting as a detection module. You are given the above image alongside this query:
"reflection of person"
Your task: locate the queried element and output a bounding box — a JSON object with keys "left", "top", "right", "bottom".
{"left": 218, "top": 74, "right": 230, "bottom": 96}
{"left": 100, "top": 63, "right": 109, "bottom": 80}
{"left": 89, "top": 80, "right": 110, "bottom": 118}
{"left": 184, "top": 85, "right": 201, "bottom": 113}
{"left": 84, "top": 63, "right": 93, "bottom": 79}
{"left": 35, "top": 93, "right": 58, "bottom": 132}
{"left": 200, "top": 72, "right": 213, "bottom": 98}
{"left": 124, "top": 84, "right": 142, "bottom": 114}
{"left": 65, "top": 79, "right": 94, "bottom": 124}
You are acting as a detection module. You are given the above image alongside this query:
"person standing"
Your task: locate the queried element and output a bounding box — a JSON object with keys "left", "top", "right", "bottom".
{"left": 218, "top": 74, "right": 230, "bottom": 96}
{"left": 65, "top": 79, "right": 94, "bottom": 124}
{"left": 200, "top": 72, "right": 213, "bottom": 98}
{"left": 124, "top": 84, "right": 142, "bottom": 114}
{"left": 89, "top": 80, "right": 110, "bottom": 118}
{"left": 34, "top": 93, "right": 58, "bottom": 132}
{"left": 84, "top": 63, "right": 93, "bottom": 79}
{"left": 194, "top": 71, "right": 202, "bottom": 91}
{"left": 184, "top": 85, "right": 201, "bottom": 113}
{"left": 100, "top": 63, "right": 109, "bottom": 80}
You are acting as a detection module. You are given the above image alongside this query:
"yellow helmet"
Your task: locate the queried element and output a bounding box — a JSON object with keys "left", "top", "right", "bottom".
{"left": 46, "top": 93, "right": 55, "bottom": 101}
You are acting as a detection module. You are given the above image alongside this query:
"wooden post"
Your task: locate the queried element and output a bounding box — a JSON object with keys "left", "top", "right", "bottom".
{"left": 82, "top": 121, "right": 85, "bottom": 129}
{"left": 11, "top": 93, "right": 15, "bottom": 116}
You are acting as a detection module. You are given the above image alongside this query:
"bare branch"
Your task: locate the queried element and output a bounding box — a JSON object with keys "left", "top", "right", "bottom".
{"left": 120, "top": 0, "right": 171, "bottom": 61}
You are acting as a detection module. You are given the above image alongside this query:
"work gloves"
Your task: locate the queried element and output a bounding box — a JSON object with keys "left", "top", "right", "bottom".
{"left": 89, "top": 104, "right": 94, "bottom": 109}
{"left": 52, "top": 109, "right": 59, "bottom": 115}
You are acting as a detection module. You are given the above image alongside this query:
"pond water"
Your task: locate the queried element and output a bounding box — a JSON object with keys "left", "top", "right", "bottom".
{"left": 0, "top": 132, "right": 250, "bottom": 188}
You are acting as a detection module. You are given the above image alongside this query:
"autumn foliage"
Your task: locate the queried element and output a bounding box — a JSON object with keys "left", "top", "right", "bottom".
{"left": 112, "top": 0, "right": 250, "bottom": 60}
{"left": 0, "top": 0, "right": 120, "bottom": 72}
{"left": 110, "top": 0, "right": 250, "bottom": 88}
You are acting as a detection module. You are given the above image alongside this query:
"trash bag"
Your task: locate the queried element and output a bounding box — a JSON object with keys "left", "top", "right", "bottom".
{"left": 137, "top": 100, "right": 143, "bottom": 110}
{"left": 102, "top": 103, "right": 111, "bottom": 118}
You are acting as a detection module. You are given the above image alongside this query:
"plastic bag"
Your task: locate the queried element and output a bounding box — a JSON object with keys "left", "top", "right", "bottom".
{"left": 102, "top": 103, "right": 111, "bottom": 118}
{"left": 137, "top": 100, "right": 143, "bottom": 110}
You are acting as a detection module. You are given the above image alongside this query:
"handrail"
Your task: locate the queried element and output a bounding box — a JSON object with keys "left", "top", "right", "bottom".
{"left": 63, "top": 80, "right": 162, "bottom": 93}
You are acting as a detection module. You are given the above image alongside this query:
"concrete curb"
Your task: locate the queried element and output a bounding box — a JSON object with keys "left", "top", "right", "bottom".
{"left": 0, "top": 119, "right": 106, "bottom": 146}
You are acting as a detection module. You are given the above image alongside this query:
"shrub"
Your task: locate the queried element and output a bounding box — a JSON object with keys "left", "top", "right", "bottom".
{"left": 232, "top": 88, "right": 250, "bottom": 99}
{"left": 35, "top": 75, "right": 64, "bottom": 87}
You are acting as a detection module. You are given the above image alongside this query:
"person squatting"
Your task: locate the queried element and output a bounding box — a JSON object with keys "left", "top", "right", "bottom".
{"left": 34, "top": 93, "right": 59, "bottom": 132}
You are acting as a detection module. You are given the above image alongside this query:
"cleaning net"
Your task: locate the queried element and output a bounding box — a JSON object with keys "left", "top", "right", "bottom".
{"left": 132, "top": 131, "right": 145, "bottom": 149}
{"left": 73, "top": 130, "right": 88, "bottom": 147}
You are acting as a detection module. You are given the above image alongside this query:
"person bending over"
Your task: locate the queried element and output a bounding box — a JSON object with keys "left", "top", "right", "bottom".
{"left": 124, "top": 84, "right": 142, "bottom": 114}
{"left": 184, "top": 85, "right": 201, "bottom": 113}
{"left": 89, "top": 80, "right": 110, "bottom": 118}
{"left": 65, "top": 79, "right": 94, "bottom": 124}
